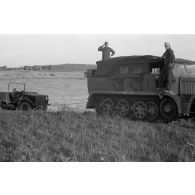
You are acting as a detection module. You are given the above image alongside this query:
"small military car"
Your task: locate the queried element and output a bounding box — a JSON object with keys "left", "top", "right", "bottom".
{"left": 85, "top": 55, "right": 195, "bottom": 122}
{"left": 0, "top": 82, "right": 49, "bottom": 111}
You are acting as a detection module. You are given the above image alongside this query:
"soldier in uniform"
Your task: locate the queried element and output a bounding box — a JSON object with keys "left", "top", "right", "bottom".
{"left": 159, "top": 42, "right": 175, "bottom": 90}
{"left": 98, "top": 42, "right": 115, "bottom": 61}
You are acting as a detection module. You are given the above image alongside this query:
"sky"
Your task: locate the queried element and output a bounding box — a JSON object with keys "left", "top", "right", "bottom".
{"left": 0, "top": 34, "right": 195, "bottom": 67}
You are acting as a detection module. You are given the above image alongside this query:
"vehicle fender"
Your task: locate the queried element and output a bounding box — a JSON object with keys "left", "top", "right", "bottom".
{"left": 160, "top": 92, "right": 182, "bottom": 114}
{"left": 186, "top": 95, "right": 195, "bottom": 113}
{"left": 19, "top": 98, "right": 35, "bottom": 107}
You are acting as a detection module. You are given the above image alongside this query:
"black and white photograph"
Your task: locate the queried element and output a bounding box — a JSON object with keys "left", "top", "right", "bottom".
{"left": 0, "top": 34, "right": 194, "bottom": 162}
{"left": 0, "top": 0, "right": 195, "bottom": 195}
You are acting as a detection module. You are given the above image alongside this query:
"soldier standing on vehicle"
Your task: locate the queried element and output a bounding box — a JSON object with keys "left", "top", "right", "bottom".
{"left": 98, "top": 42, "right": 115, "bottom": 61}
{"left": 159, "top": 42, "right": 175, "bottom": 90}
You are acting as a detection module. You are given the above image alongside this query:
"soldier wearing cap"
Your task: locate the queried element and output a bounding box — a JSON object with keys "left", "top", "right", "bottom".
{"left": 98, "top": 42, "right": 115, "bottom": 61}
{"left": 159, "top": 42, "right": 175, "bottom": 90}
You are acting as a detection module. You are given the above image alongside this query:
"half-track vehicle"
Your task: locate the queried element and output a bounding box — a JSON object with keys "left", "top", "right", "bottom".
{"left": 85, "top": 55, "right": 195, "bottom": 122}
{"left": 0, "top": 82, "right": 49, "bottom": 111}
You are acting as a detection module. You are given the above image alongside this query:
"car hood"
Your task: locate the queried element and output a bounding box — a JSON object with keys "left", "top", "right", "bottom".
{"left": 25, "top": 92, "right": 47, "bottom": 96}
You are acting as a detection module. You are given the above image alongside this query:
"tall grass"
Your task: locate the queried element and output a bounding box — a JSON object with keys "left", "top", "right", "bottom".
{"left": 0, "top": 108, "right": 194, "bottom": 162}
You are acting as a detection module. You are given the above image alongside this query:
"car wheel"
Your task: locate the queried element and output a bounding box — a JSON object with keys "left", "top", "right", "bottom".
{"left": 160, "top": 98, "right": 178, "bottom": 122}
{"left": 19, "top": 101, "right": 32, "bottom": 111}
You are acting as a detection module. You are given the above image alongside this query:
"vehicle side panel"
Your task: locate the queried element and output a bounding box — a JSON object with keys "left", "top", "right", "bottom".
{"left": 0, "top": 92, "right": 10, "bottom": 103}
{"left": 87, "top": 75, "right": 159, "bottom": 95}
{"left": 186, "top": 95, "right": 195, "bottom": 113}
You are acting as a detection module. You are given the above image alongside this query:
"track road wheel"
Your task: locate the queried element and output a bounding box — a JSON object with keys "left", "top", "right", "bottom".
{"left": 146, "top": 101, "right": 159, "bottom": 122}
{"left": 116, "top": 99, "right": 130, "bottom": 117}
{"left": 99, "top": 98, "right": 114, "bottom": 116}
{"left": 19, "top": 101, "right": 32, "bottom": 111}
{"left": 160, "top": 98, "right": 178, "bottom": 122}
{"left": 132, "top": 101, "right": 147, "bottom": 120}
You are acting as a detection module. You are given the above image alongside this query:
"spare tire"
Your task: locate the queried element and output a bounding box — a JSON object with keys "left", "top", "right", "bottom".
{"left": 19, "top": 101, "right": 32, "bottom": 111}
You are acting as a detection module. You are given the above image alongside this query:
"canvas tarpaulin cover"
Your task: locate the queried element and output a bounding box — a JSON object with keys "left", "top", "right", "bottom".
{"left": 95, "top": 55, "right": 195, "bottom": 76}
{"left": 95, "top": 55, "right": 162, "bottom": 76}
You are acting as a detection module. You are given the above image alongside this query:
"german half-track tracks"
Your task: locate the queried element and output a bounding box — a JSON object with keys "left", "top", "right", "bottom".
{"left": 93, "top": 94, "right": 178, "bottom": 122}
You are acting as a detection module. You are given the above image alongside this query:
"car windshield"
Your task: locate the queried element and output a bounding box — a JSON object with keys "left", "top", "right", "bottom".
{"left": 184, "top": 64, "right": 195, "bottom": 74}
{"left": 9, "top": 83, "right": 25, "bottom": 92}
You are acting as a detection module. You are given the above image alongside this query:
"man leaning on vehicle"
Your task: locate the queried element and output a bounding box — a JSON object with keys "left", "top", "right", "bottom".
{"left": 98, "top": 42, "right": 115, "bottom": 61}
{"left": 159, "top": 42, "right": 175, "bottom": 90}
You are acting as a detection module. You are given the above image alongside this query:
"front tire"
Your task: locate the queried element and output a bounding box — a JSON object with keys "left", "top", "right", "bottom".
{"left": 19, "top": 101, "right": 32, "bottom": 111}
{"left": 160, "top": 98, "right": 178, "bottom": 122}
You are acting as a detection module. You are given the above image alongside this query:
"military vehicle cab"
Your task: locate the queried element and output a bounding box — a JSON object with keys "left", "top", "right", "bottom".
{"left": 85, "top": 55, "right": 195, "bottom": 122}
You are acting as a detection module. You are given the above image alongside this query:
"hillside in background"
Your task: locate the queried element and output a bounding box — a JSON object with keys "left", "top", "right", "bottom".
{"left": 49, "top": 64, "right": 96, "bottom": 71}
{"left": 22, "top": 64, "right": 96, "bottom": 71}
{"left": 0, "top": 64, "right": 96, "bottom": 72}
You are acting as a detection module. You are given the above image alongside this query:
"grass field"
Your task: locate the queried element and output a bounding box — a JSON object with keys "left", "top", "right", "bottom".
{"left": 0, "top": 108, "right": 194, "bottom": 162}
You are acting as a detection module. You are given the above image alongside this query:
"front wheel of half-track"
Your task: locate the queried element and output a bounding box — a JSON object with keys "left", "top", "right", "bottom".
{"left": 160, "top": 98, "right": 178, "bottom": 122}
